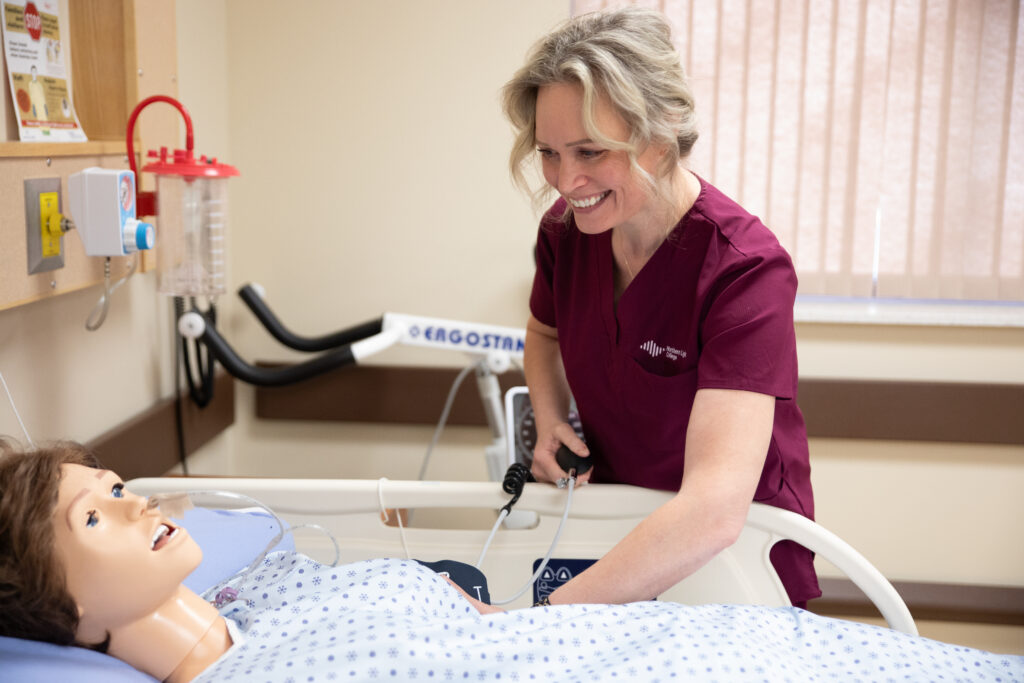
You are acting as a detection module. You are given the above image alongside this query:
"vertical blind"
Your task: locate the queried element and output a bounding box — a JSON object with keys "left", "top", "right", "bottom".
{"left": 571, "top": 0, "right": 1023, "bottom": 302}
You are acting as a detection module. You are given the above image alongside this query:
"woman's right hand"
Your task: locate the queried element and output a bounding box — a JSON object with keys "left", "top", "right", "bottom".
{"left": 531, "top": 421, "right": 591, "bottom": 484}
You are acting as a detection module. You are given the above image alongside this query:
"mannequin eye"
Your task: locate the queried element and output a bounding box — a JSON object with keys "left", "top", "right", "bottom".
{"left": 111, "top": 483, "right": 124, "bottom": 498}
{"left": 86, "top": 510, "right": 98, "bottom": 528}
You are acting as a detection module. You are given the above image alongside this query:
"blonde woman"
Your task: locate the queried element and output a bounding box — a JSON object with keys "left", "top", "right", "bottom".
{"left": 503, "top": 7, "right": 819, "bottom": 607}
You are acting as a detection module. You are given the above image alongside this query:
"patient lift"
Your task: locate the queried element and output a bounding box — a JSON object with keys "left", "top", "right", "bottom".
{"left": 176, "top": 283, "right": 525, "bottom": 481}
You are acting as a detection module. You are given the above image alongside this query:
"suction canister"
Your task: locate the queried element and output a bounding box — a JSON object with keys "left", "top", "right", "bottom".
{"left": 144, "top": 147, "right": 239, "bottom": 297}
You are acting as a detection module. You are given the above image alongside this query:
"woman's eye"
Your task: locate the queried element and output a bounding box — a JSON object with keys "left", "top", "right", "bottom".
{"left": 537, "top": 148, "right": 555, "bottom": 159}
{"left": 86, "top": 510, "right": 98, "bottom": 528}
{"left": 578, "top": 149, "right": 604, "bottom": 160}
{"left": 111, "top": 483, "right": 124, "bottom": 498}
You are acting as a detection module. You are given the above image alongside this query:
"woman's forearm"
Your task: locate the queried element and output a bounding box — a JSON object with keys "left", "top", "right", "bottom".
{"left": 548, "top": 489, "right": 741, "bottom": 604}
{"left": 548, "top": 389, "right": 774, "bottom": 604}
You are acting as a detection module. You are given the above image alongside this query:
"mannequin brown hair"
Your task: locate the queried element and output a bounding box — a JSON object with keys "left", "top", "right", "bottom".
{"left": 0, "top": 439, "right": 107, "bottom": 649}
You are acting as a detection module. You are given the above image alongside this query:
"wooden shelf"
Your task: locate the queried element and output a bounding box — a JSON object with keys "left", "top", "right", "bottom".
{"left": 0, "top": 140, "right": 127, "bottom": 158}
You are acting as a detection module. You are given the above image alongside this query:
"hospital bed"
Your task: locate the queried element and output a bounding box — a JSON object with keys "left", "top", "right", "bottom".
{"left": 10, "top": 476, "right": 1024, "bottom": 682}
{"left": 124, "top": 476, "right": 917, "bottom": 633}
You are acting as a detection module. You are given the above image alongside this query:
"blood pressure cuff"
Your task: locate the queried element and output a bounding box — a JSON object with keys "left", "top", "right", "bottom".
{"left": 416, "top": 559, "right": 491, "bottom": 604}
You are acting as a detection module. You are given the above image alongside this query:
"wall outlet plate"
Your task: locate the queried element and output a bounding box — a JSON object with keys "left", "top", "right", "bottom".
{"left": 25, "top": 177, "right": 64, "bottom": 274}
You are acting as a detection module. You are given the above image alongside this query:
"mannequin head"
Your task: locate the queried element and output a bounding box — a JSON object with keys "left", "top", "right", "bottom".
{"left": 53, "top": 463, "right": 203, "bottom": 645}
{"left": 0, "top": 440, "right": 203, "bottom": 650}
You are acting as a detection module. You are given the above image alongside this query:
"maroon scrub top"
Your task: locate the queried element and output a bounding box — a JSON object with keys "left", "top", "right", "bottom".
{"left": 529, "top": 177, "right": 820, "bottom": 604}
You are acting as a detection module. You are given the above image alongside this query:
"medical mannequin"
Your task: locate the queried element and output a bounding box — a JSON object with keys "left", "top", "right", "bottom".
{"left": 0, "top": 441, "right": 496, "bottom": 682}
{"left": 52, "top": 462, "right": 232, "bottom": 681}
{"left": 0, "top": 441, "right": 232, "bottom": 681}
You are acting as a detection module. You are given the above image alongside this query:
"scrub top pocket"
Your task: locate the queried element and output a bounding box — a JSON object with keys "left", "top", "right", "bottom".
{"left": 590, "top": 351, "right": 698, "bottom": 489}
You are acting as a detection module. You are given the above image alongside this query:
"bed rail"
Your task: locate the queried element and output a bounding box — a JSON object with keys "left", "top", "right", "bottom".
{"left": 126, "top": 477, "right": 916, "bottom": 634}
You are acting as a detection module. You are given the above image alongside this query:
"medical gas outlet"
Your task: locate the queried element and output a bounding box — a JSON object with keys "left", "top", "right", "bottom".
{"left": 68, "top": 168, "right": 155, "bottom": 257}
{"left": 24, "top": 176, "right": 66, "bottom": 274}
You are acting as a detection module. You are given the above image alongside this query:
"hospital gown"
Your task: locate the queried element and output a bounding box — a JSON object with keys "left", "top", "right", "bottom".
{"left": 196, "top": 552, "right": 1024, "bottom": 682}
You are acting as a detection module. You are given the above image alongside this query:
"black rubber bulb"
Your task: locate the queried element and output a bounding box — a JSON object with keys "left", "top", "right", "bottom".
{"left": 555, "top": 444, "right": 592, "bottom": 476}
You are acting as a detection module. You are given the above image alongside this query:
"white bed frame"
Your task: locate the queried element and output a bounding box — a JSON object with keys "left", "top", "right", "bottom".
{"left": 126, "top": 477, "right": 918, "bottom": 635}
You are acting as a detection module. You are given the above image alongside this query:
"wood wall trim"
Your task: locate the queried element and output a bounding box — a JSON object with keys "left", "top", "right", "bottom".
{"left": 255, "top": 366, "right": 1024, "bottom": 445}
{"left": 255, "top": 365, "right": 527, "bottom": 427}
{"left": 811, "top": 578, "right": 1024, "bottom": 626}
{"left": 88, "top": 372, "right": 235, "bottom": 480}
{"left": 798, "top": 380, "right": 1024, "bottom": 445}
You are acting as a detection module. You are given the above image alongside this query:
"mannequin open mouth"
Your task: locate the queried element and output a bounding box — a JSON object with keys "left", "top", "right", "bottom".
{"left": 151, "top": 522, "right": 179, "bottom": 551}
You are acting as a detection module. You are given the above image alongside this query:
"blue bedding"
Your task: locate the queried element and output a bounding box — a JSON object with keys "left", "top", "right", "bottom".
{"left": 196, "top": 553, "right": 1024, "bottom": 682}
{"left": 2, "top": 508, "right": 1021, "bottom": 683}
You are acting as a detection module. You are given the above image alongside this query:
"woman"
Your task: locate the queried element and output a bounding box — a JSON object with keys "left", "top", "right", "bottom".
{"left": 502, "top": 7, "right": 819, "bottom": 606}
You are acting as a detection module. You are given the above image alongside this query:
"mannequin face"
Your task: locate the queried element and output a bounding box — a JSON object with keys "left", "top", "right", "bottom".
{"left": 52, "top": 465, "right": 202, "bottom": 640}
{"left": 535, "top": 82, "right": 667, "bottom": 236}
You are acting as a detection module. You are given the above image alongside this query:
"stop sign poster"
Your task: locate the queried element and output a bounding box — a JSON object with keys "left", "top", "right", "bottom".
{"left": 2, "top": 0, "right": 86, "bottom": 141}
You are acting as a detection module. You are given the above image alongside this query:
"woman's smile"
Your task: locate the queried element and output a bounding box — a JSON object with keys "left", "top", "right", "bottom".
{"left": 566, "top": 190, "right": 611, "bottom": 210}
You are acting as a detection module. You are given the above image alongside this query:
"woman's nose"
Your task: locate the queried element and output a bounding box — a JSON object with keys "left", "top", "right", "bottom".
{"left": 556, "top": 159, "right": 586, "bottom": 194}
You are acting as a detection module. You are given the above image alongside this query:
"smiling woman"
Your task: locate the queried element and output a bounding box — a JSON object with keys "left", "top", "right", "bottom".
{"left": 499, "top": 6, "right": 818, "bottom": 609}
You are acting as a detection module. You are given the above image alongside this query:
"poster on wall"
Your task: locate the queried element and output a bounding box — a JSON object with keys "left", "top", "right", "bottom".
{"left": 1, "top": 0, "right": 86, "bottom": 141}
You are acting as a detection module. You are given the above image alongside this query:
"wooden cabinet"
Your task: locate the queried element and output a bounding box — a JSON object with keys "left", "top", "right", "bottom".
{"left": 1, "top": 0, "right": 178, "bottom": 310}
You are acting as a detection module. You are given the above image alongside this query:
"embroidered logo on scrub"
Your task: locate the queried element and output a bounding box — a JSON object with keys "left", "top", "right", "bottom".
{"left": 641, "top": 340, "right": 687, "bottom": 361}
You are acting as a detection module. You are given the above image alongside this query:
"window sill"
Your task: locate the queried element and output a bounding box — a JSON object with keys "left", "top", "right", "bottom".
{"left": 794, "top": 296, "right": 1024, "bottom": 328}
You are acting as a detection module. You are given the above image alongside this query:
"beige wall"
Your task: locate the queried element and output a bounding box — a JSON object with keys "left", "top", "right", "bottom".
{"left": 178, "top": 0, "right": 569, "bottom": 479}
{"left": 0, "top": 0, "right": 1020, "bottom": 653}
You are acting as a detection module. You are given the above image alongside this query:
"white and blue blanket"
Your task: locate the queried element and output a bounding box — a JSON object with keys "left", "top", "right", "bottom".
{"left": 196, "top": 552, "right": 1024, "bottom": 682}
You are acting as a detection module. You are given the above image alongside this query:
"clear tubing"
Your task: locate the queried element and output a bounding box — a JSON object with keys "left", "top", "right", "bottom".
{"left": 418, "top": 360, "right": 481, "bottom": 480}
{"left": 490, "top": 476, "right": 576, "bottom": 606}
{"left": 148, "top": 489, "right": 340, "bottom": 593}
{"left": 475, "top": 508, "right": 509, "bottom": 569}
{"left": 0, "top": 369, "right": 35, "bottom": 447}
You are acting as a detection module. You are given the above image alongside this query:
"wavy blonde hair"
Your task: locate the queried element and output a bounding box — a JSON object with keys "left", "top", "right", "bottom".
{"left": 502, "top": 6, "right": 698, "bottom": 213}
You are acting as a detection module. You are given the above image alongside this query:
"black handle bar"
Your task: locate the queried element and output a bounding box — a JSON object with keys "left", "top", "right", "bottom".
{"left": 238, "top": 283, "right": 383, "bottom": 352}
{"left": 190, "top": 308, "right": 385, "bottom": 387}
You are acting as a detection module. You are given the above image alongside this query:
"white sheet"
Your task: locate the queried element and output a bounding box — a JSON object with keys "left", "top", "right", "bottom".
{"left": 196, "top": 552, "right": 1024, "bottom": 682}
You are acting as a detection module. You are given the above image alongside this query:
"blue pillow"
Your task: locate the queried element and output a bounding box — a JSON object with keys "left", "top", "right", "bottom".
{"left": 0, "top": 637, "right": 158, "bottom": 682}
{"left": 0, "top": 506, "right": 293, "bottom": 682}
{"left": 177, "top": 506, "right": 294, "bottom": 593}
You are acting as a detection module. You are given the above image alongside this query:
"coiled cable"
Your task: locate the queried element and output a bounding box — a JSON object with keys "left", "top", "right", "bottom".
{"left": 474, "top": 463, "right": 532, "bottom": 568}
